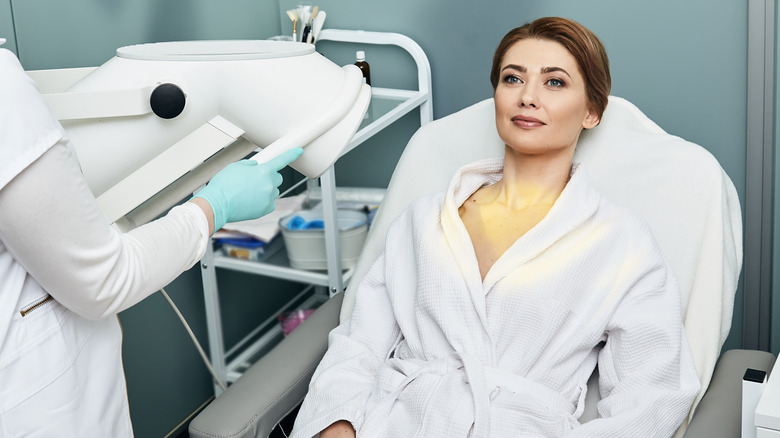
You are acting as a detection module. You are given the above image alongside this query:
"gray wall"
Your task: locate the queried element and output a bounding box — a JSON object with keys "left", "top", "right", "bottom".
{"left": 0, "top": 0, "right": 14, "bottom": 53}
{"left": 10, "top": 0, "right": 281, "bottom": 69}
{"left": 2, "top": 0, "right": 757, "bottom": 435}
{"left": 282, "top": 0, "right": 748, "bottom": 348}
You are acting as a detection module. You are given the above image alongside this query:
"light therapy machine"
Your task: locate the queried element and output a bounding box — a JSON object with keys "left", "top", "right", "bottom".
{"left": 27, "top": 40, "right": 371, "bottom": 231}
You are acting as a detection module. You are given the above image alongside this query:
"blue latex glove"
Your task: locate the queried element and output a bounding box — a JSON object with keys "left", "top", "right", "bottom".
{"left": 194, "top": 147, "right": 303, "bottom": 231}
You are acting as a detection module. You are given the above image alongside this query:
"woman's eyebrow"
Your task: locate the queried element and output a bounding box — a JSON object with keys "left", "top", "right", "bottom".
{"left": 541, "top": 66, "right": 571, "bottom": 78}
{"left": 502, "top": 64, "right": 571, "bottom": 78}
{"left": 502, "top": 64, "right": 526, "bottom": 73}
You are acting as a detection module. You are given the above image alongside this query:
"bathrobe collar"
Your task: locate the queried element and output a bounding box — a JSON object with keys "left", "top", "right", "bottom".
{"left": 440, "top": 158, "right": 602, "bottom": 294}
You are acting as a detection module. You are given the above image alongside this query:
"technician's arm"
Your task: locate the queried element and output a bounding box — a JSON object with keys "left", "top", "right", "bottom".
{"left": 0, "top": 141, "right": 205, "bottom": 320}
{"left": 190, "top": 197, "right": 216, "bottom": 235}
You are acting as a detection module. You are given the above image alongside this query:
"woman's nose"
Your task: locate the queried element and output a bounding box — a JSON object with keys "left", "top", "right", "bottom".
{"left": 519, "top": 84, "right": 538, "bottom": 108}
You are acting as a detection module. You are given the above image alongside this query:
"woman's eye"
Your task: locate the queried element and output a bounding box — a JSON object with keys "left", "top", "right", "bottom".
{"left": 547, "top": 78, "right": 565, "bottom": 87}
{"left": 503, "top": 75, "right": 521, "bottom": 84}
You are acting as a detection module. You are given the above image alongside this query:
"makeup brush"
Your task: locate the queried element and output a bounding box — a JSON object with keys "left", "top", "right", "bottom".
{"left": 312, "top": 11, "right": 326, "bottom": 44}
{"left": 300, "top": 10, "right": 311, "bottom": 43}
{"left": 296, "top": 5, "right": 307, "bottom": 33}
{"left": 286, "top": 9, "right": 299, "bottom": 42}
{"left": 302, "top": 6, "right": 318, "bottom": 44}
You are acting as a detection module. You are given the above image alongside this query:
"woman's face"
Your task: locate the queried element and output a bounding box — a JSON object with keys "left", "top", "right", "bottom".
{"left": 494, "top": 38, "right": 599, "bottom": 157}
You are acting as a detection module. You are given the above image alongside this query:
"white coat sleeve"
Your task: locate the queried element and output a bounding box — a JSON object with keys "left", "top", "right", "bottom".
{"left": 291, "top": 252, "right": 401, "bottom": 438}
{"left": 566, "top": 262, "right": 700, "bottom": 437}
{"left": 0, "top": 142, "right": 209, "bottom": 320}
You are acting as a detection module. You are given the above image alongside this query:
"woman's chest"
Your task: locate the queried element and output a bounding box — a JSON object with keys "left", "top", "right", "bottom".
{"left": 408, "top": 254, "right": 616, "bottom": 348}
{"left": 459, "top": 202, "right": 552, "bottom": 280}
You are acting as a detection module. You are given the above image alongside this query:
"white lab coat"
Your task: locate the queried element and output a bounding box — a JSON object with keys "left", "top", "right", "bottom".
{"left": 292, "top": 159, "right": 700, "bottom": 438}
{"left": 0, "top": 49, "right": 209, "bottom": 437}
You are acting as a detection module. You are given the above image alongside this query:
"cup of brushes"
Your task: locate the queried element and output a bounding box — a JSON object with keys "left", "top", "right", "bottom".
{"left": 287, "top": 4, "right": 326, "bottom": 44}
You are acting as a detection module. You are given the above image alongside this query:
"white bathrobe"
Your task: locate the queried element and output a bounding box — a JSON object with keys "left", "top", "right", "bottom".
{"left": 292, "top": 159, "right": 700, "bottom": 438}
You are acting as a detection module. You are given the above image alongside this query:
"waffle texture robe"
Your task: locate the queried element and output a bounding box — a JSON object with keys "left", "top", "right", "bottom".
{"left": 291, "top": 159, "right": 700, "bottom": 438}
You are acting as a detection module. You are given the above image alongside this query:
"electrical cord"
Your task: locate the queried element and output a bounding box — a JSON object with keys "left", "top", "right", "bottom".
{"left": 160, "top": 287, "right": 227, "bottom": 392}
{"left": 159, "top": 176, "right": 311, "bottom": 393}
{"left": 280, "top": 175, "right": 310, "bottom": 198}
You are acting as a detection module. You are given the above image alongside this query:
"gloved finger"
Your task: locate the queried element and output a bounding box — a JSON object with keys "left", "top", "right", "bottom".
{"left": 273, "top": 172, "right": 283, "bottom": 188}
{"left": 230, "top": 159, "right": 257, "bottom": 169}
{"left": 266, "top": 147, "right": 304, "bottom": 171}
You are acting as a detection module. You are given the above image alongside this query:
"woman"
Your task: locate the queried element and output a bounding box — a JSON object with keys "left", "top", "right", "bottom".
{"left": 0, "top": 47, "right": 301, "bottom": 437}
{"left": 291, "top": 17, "right": 699, "bottom": 438}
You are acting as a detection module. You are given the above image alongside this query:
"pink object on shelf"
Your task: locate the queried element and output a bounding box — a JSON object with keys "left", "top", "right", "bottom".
{"left": 278, "top": 309, "right": 316, "bottom": 336}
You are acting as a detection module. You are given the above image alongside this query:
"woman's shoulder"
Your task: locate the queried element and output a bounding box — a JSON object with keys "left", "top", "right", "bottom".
{"left": 592, "top": 193, "right": 665, "bottom": 257}
{"left": 401, "top": 158, "right": 501, "bottom": 219}
{"left": 399, "top": 191, "right": 447, "bottom": 223}
{"left": 571, "top": 164, "right": 656, "bottom": 235}
{"left": 561, "top": 164, "right": 653, "bottom": 239}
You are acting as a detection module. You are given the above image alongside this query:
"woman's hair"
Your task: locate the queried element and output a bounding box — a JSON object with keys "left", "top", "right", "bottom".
{"left": 490, "top": 17, "right": 611, "bottom": 120}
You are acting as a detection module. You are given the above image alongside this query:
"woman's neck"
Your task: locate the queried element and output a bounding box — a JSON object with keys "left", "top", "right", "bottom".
{"left": 484, "top": 145, "right": 574, "bottom": 211}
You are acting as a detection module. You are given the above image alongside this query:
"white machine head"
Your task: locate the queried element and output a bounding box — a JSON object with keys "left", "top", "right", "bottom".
{"left": 28, "top": 40, "right": 371, "bottom": 230}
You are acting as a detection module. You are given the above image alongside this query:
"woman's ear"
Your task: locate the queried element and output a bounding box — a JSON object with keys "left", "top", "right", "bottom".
{"left": 582, "top": 109, "right": 600, "bottom": 130}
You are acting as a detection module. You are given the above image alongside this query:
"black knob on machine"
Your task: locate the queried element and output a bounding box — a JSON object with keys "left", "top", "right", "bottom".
{"left": 150, "top": 83, "right": 186, "bottom": 119}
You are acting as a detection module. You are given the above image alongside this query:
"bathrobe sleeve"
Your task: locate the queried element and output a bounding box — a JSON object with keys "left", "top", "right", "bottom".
{"left": 291, "top": 252, "right": 402, "bottom": 438}
{"left": 567, "top": 258, "right": 700, "bottom": 437}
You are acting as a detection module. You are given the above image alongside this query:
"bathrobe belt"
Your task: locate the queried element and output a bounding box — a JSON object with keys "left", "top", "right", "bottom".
{"left": 360, "top": 352, "right": 579, "bottom": 436}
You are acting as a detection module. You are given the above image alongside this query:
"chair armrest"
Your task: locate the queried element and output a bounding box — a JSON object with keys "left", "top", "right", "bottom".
{"left": 684, "top": 349, "right": 775, "bottom": 438}
{"left": 189, "top": 292, "right": 344, "bottom": 438}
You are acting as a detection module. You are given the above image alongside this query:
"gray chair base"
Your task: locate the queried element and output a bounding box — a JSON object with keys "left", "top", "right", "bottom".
{"left": 189, "top": 293, "right": 342, "bottom": 438}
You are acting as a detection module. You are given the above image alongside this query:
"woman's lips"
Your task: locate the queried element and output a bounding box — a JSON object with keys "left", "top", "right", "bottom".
{"left": 512, "top": 115, "right": 545, "bottom": 128}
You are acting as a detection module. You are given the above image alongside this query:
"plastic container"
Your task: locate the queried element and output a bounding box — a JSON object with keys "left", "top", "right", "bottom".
{"left": 220, "top": 238, "right": 267, "bottom": 261}
{"left": 279, "top": 209, "right": 368, "bottom": 270}
{"left": 217, "top": 235, "right": 282, "bottom": 261}
{"left": 278, "top": 309, "right": 316, "bottom": 336}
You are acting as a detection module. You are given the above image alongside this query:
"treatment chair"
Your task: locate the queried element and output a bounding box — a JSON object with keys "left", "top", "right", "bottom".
{"left": 190, "top": 96, "right": 775, "bottom": 438}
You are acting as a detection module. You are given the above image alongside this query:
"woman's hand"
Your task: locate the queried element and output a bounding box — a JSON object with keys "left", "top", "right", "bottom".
{"left": 320, "top": 420, "right": 355, "bottom": 438}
